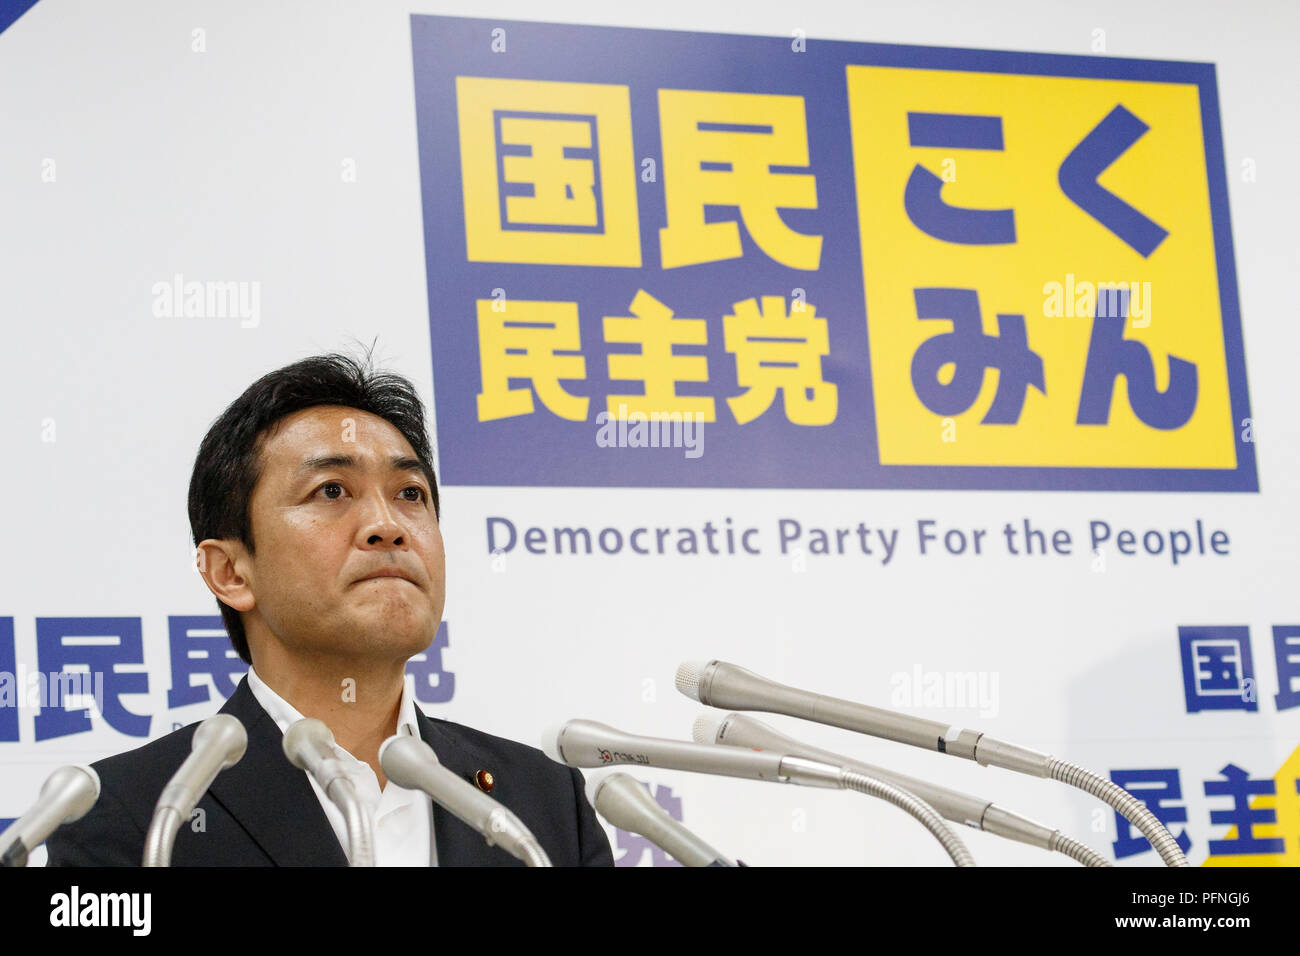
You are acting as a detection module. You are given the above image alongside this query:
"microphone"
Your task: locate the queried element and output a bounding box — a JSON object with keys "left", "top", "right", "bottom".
{"left": 544, "top": 719, "right": 975, "bottom": 866}
{"left": 677, "top": 659, "right": 977, "bottom": 755}
{"left": 543, "top": 718, "right": 839, "bottom": 786}
{"left": 677, "top": 660, "right": 1186, "bottom": 867}
{"left": 379, "top": 734, "right": 551, "bottom": 867}
{"left": 696, "top": 712, "right": 1110, "bottom": 867}
{"left": 143, "top": 714, "right": 247, "bottom": 867}
{"left": 591, "top": 772, "right": 737, "bottom": 867}
{"left": 0, "top": 765, "right": 100, "bottom": 867}
{"left": 283, "top": 718, "right": 375, "bottom": 867}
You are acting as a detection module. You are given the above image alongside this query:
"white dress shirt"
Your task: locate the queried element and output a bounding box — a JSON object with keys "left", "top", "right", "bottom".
{"left": 246, "top": 666, "right": 436, "bottom": 866}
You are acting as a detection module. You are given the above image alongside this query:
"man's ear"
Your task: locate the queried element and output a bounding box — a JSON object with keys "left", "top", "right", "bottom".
{"left": 196, "top": 539, "right": 255, "bottom": 613}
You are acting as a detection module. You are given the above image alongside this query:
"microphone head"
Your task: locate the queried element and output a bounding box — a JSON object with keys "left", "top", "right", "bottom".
{"left": 590, "top": 771, "right": 659, "bottom": 826}
{"left": 41, "top": 765, "right": 101, "bottom": 823}
{"left": 691, "top": 714, "right": 723, "bottom": 745}
{"left": 379, "top": 733, "right": 435, "bottom": 791}
{"left": 541, "top": 720, "right": 634, "bottom": 768}
{"left": 192, "top": 714, "right": 248, "bottom": 768}
{"left": 540, "top": 722, "right": 567, "bottom": 764}
{"left": 674, "top": 660, "right": 712, "bottom": 703}
{"left": 282, "top": 717, "right": 335, "bottom": 770}
{"left": 590, "top": 770, "right": 620, "bottom": 806}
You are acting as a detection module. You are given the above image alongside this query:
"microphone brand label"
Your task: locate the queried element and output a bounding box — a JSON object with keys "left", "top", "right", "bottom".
{"left": 597, "top": 748, "right": 650, "bottom": 765}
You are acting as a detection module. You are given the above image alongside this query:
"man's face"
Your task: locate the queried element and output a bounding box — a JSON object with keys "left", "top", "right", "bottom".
{"left": 237, "top": 405, "right": 445, "bottom": 666}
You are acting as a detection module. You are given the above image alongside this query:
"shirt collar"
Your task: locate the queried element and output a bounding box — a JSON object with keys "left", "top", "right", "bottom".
{"left": 246, "top": 666, "right": 422, "bottom": 749}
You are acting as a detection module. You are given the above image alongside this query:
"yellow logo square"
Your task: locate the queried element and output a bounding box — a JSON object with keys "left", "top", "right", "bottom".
{"left": 456, "top": 77, "right": 641, "bottom": 267}
{"left": 847, "top": 66, "right": 1235, "bottom": 469}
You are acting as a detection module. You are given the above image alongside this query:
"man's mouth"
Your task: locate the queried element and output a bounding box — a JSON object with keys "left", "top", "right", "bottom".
{"left": 355, "top": 570, "right": 418, "bottom": 586}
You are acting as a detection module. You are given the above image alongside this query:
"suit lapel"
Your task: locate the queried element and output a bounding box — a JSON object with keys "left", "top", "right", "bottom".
{"left": 208, "top": 678, "right": 348, "bottom": 866}
{"left": 416, "top": 710, "right": 509, "bottom": 866}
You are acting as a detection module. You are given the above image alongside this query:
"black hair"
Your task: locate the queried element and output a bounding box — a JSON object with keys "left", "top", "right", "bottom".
{"left": 187, "top": 349, "right": 439, "bottom": 664}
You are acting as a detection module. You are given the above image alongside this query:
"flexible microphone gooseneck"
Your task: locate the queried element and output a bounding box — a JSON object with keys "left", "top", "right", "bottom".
{"left": 143, "top": 714, "right": 247, "bottom": 867}
{"left": 283, "top": 718, "right": 375, "bottom": 867}
{"left": 697, "top": 712, "right": 1109, "bottom": 867}
{"left": 0, "top": 765, "right": 101, "bottom": 868}
{"left": 677, "top": 660, "right": 1186, "bottom": 867}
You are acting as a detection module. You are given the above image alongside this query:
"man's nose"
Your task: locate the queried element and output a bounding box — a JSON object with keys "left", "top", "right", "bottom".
{"left": 356, "top": 490, "right": 407, "bottom": 548}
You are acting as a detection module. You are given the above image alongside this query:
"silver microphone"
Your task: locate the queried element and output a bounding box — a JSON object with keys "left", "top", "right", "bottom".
{"left": 544, "top": 719, "right": 976, "bottom": 866}
{"left": 591, "top": 772, "right": 736, "bottom": 867}
{"left": 0, "top": 765, "right": 100, "bottom": 867}
{"left": 143, "top": 714, "right": 247, "bottom": 867}
{"left": 696, "top": 712, "right": 1110, "bottom": 867}
{"left": 677, "top": 660, "right": 1185, "bottom": 867}
{"left": 283, "top": 718, "right": 375, "bottom": 867}
{"left": 542, "top": 718, "right": 841, "bottom": 787}
{"left": 677, "top": 660, "right": 976, "bottom": 756}
{"left": 379, "top": 734, "right": 551, "bottom": 867}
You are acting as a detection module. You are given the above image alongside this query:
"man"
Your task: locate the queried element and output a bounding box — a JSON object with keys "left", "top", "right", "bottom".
{"left": 46, "top": 352, "right": 613, "bottom": 866}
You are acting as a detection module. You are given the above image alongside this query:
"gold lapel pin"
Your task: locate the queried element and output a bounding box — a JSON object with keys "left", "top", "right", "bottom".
{"left": 474, "top": 769, "right": 495, "bottom": 793}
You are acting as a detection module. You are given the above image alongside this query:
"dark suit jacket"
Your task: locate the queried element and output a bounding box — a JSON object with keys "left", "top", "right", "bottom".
{"left": 45, "top": 677, "right": 613, "bottom": 866}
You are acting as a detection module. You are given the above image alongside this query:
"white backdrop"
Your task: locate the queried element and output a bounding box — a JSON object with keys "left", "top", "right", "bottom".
{"left": 2, "top": 0, "right": 1298, "bottom": 867}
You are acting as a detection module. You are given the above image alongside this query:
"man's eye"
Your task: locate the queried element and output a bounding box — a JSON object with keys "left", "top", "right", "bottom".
{"left": 401, "top": 487, "right": 427, "bottom": 503}
{"left": 318, "top": 481, "right": 345, "bottom": 500}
